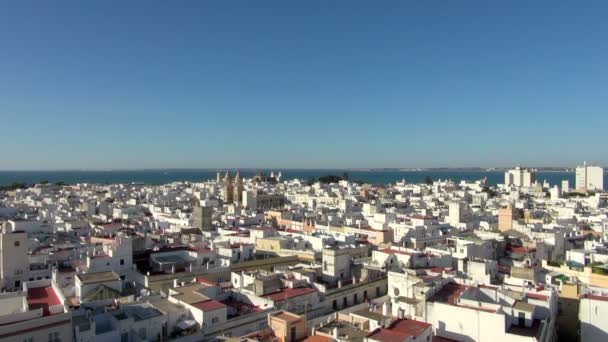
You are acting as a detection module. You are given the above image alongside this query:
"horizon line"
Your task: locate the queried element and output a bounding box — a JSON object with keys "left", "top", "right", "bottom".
{"left": 0, "top": 166, "right": 594, "bottom": 172}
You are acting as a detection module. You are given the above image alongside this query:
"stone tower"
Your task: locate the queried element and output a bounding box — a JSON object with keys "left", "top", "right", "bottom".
{"left": 234, "top": 170, "right": 244, "bottom": 203}
{"left": 222, "top": 171, "right": 234, "bottom": 204}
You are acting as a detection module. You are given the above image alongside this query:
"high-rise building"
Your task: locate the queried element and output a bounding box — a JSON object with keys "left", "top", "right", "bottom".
{"left": 576, "top": 162, "right": 604, "bottom": 192}
{"left": 448, "top": 201, "right": 466, "bottom": 226}
{"left": 561, "top": 180, "right": 570, "bottom": 192}
{"left": 504, "top": 166, "right": 536, "bottom": 187}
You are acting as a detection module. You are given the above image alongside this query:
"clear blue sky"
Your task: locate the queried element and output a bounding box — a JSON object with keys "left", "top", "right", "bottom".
{"left": 1, "top": 1, "right": 607, "bottom": 170}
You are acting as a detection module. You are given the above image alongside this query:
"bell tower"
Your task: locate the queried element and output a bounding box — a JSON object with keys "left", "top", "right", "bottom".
{"left": 234, "top": 170, "right": 244, "bottom": 203}
{"left": 222, "top": 171, "right": 234, "bottom": 204}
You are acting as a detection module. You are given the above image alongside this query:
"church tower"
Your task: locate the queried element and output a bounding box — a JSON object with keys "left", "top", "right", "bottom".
{"left": 222, "top": 171, "right": 234, "bottom": 204}
{"left": 234, "top": 170, "right": 244, "bottom": 203}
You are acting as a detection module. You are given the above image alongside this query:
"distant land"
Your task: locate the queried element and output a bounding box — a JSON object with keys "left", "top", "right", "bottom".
{"left": 0, "top": 166, "right": 597, "bottom": 172}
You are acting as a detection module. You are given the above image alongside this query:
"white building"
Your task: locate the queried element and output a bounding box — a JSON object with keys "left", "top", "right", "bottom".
{"left": 0, "top": 230, "right": 29, "bottom": 291}
{"left": 576, "top": 162, "right": 604, "bottom": 192}
{"left": 505, "top": 167, "right": 536, "bottom": 188}
{"left": 448, "top": 201, "right": 467, "bottom": 226}
{"left": 0, "top": 279, "right": 72, "bottom": 342}
{"left": 561, "top": 180, "right": 570, "bottom": 192}
{"left": 580, "top": 293, "right": 608, "bottom": 342}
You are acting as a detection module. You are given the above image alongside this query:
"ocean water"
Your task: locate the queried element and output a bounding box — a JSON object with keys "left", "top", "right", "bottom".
{"left": 0, "top": 169, "right": 599, "bottom": 187}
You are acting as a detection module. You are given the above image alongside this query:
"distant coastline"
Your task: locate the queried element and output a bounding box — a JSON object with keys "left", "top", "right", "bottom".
{"left": 0, "top": 169, "right": 600, "bottom": 188}
{"left": 0, "top": 166, "right": 590, "bottom": 172}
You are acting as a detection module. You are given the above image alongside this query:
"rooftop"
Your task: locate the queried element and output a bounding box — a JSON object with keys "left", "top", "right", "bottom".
{"left": 77, "top": 271, "right": 120, "bottom": 284}
{"left": 27, "top": 286, "right": 62, "bottom": 316}
{"left": 191, "top": 299, "right": 227, "bottom": 312}
{"left": 428, "top": 282, "right": 468, "bottom": 305}
{"left": 270, "top": 310, "right": 303, "bottom": 322}
{"left": 351, "top": 308, "right": 386, "bottom": 321}
{"left": 367, "top": 319, "right": 431, "bottom": 342}
{"left": 263, "top": 287, "right": 316, "bottom": 302}
{"left": 171, "top": 283, "right": 212, "bottom": 304}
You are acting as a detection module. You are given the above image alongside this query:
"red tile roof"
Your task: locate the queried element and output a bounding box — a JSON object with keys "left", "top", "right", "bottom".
{"left": 263, "top": 287, "right": 316, "bottom": 302}
{"left": 428, "top": 283, "right": 469, "bottom": 305}
{"left": 303, "top": 335, "right": 333, "bottom": 342}
{"left": 526, "top": 293, "right": 549, "bottom": 301}
{"left": 367, "top": 319, "right": 431, "bottom": 342}
{"left": 27, "top": 286, "right": 62, "bottom": 316}
{"left": 191, "top": 300, "right": 227, "bottom": 311}
{"left": 582, "top": 294, "right": 608, "bottom": 302}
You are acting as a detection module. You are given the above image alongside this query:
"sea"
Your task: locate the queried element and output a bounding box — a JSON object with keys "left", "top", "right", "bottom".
{"left": 1, "top": 169, "right": 603, "bottom": 187}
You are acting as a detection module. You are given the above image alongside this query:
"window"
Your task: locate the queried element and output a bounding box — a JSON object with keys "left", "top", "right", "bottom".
{"left": 14, "top": 241, "right": 20, "bottom": 247}
{"left": 291, "top": 327, "right": 297, "bottom": 342}
{"left": 48, "top": 332, "right": 60, "bottom": 342}
{"left": 212, "top": 317, "right": 219, "bottom": 324}
{"left": 139, "top": 328, "right": 146, "bottom": 340}
{"left": 120, "top": 259, "right": 124, "bottom": 265}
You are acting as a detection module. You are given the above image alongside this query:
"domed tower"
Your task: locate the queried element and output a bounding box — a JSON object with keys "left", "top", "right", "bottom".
{"left": 234, "top": 170, "right": 244, "bottom": 203}
{"left": 222, "top": 171, "right": 234, "bottom": 204}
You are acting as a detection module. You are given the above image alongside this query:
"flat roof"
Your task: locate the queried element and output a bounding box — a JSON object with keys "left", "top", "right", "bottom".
{"left": 191, "top": 300, "right": 226, "bottom": 312}
{"left": 271, "top": 311, "right": 303, "bottom": 322}
{"left": 77, "top": 271, "right": 120, "bottom": 284}
{"left": 514, "top": 301, "right": 535, "bottom": 313}
{"left": 263, "top": 287, "right": 316, "bottom": 302}
{"left": 171, "top": 283, "right": 211, "bottom": 304}
{"left": 351, "top": 308, "right": 385, "bottom": 321}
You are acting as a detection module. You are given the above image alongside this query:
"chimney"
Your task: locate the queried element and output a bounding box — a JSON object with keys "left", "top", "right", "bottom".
{"left": 382, "top": 302, "right": 389, "bottom": 316}
{"left": 332, "top": 327, "right": 339, "bottom": 338}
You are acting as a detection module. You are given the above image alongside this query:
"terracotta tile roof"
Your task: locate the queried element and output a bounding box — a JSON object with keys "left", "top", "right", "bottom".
{"left": 263, "top": 287, "right": 316, "bottom": 302}
{"left": 367, "top": 319, "right": 431, "bottom": 342}
{"left": 27, "top": 286, "right": 62, "bottom": 316}
{"left": 191, "top": 300, "right": 226, "bottom": 312}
